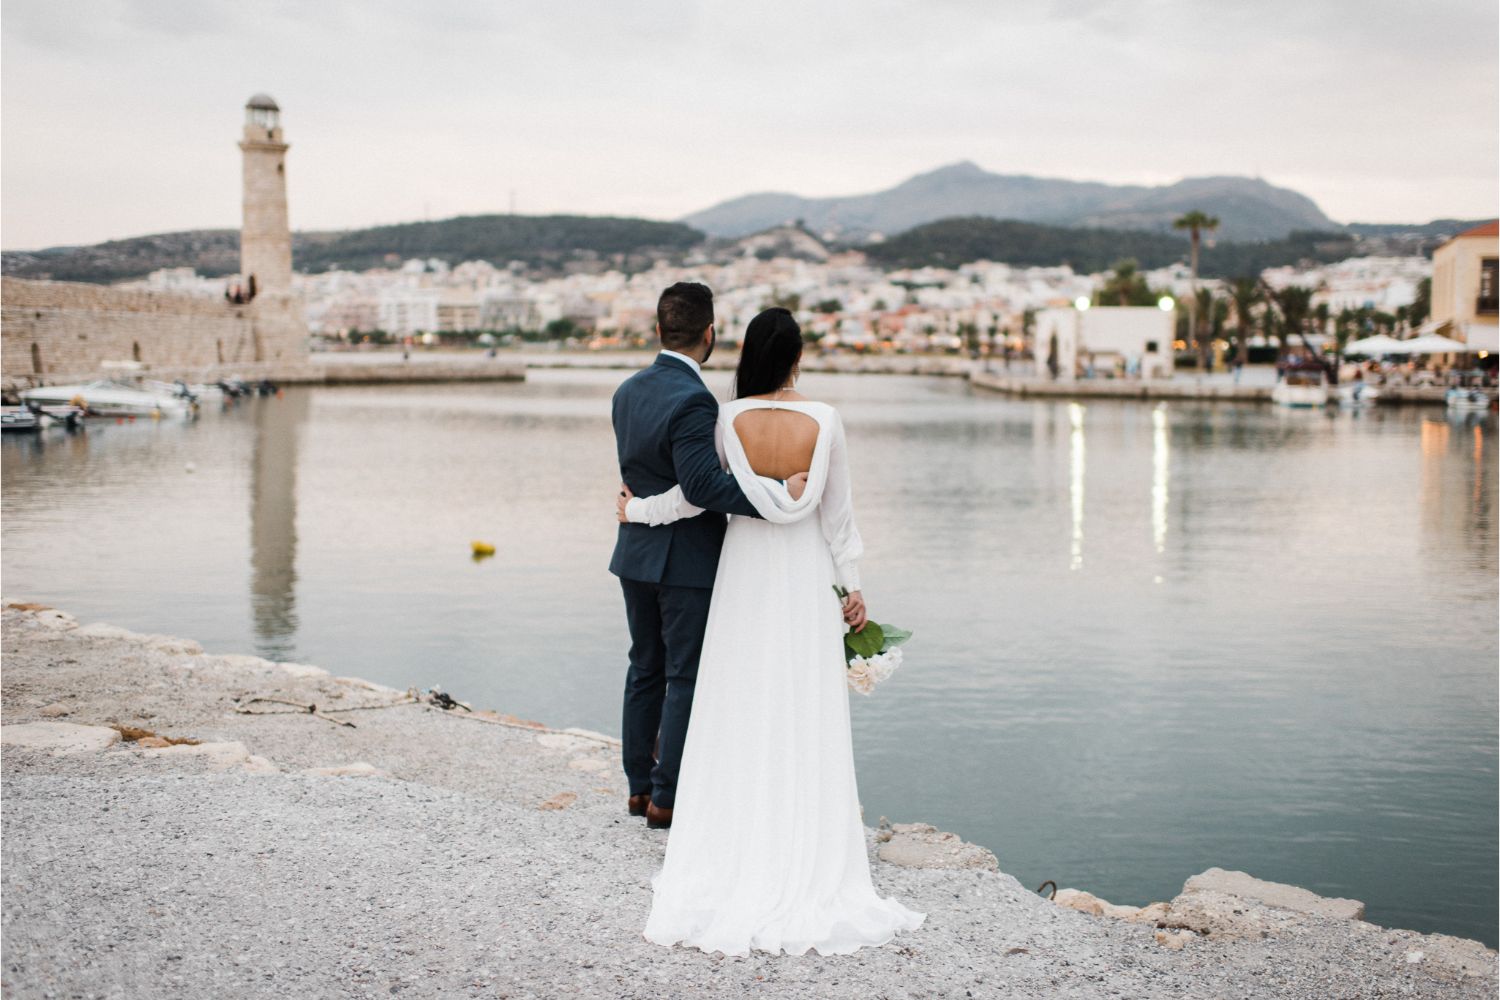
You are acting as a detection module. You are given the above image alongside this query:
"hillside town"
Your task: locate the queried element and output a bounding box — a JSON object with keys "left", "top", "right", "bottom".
{"left": 123, "top": 230, "right": 1442, "bottom": 361}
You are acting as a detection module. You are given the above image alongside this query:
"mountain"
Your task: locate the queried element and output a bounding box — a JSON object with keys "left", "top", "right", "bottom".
{"left": 863, "top": 217, "right": 1357, "bottom": 277}
{"left": 683, "top": 162, "right": 1337, "bottom": 242}
{"left": 1, "top": 215, "right": 704, "bottom": 284}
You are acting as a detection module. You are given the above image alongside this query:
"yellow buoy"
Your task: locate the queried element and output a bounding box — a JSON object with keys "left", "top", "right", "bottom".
{"left": 471, "top": 540, "right": 496, "bottom": 557}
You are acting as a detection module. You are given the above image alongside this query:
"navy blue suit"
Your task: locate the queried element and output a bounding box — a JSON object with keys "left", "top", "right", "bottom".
{"left": 610, "top": 353, "right": 759, "bottom": 808}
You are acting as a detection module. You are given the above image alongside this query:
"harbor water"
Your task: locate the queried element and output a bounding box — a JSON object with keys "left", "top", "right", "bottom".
{"left": 3, "top": 369, "right": 1495, "bottom": 946}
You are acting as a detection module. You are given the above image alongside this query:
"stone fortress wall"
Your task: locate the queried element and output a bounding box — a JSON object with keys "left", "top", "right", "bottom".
{"left": 1, "top": 276, "right": 306, "bottom": 387}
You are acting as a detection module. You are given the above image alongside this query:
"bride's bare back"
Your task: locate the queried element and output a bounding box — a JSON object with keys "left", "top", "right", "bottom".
{"left": 733, "top": 392, "right": 818, "bottom": 480}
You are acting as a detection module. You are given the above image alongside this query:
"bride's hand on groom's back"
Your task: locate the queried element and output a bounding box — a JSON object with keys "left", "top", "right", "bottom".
{"left": 787, "top": 472, "right": 809, "bottom": 501}
{"left": 616, "top": 483, "right": 634, "bottom": 523}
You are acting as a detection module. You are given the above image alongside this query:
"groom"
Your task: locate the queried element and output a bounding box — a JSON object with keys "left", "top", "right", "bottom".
{"left": 609, "top": 282, "right": 762, "bottom": 830}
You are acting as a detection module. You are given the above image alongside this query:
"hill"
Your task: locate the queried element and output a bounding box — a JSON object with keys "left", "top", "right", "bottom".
{"left": 683, "top": 162, "right": 1337, "bottom": 242}
{"left": 1, "top": 215, "right": 704, "bottom": 284}
{"left": 862, "top": 217, "right": 1358, "bottom": 277}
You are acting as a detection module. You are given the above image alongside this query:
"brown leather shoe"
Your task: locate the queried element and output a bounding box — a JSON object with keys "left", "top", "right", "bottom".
{"left": 628, "top": 794, "right": 650, "bottom": 818}
{"left": 646, "top": 802, "right": 673, "bottom": 829}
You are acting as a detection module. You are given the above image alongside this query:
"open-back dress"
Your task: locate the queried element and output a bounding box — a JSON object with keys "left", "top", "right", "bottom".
{"left": 627, "top": 397, "right": 924, "bottom": 957}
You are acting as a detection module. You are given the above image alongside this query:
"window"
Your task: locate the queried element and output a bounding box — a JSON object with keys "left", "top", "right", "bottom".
{"left": 1478, "top": 258, "right": 1498, "bottom": 315}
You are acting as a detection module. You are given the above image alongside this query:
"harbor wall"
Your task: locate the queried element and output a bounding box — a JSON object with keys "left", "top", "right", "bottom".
{"left": 1, "top": 277, "right": 307, "bottom": 386}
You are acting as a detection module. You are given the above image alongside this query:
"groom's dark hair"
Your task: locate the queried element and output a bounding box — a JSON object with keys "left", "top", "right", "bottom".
{"left": 657, "top": 282, "right": 715, "bottom": 350}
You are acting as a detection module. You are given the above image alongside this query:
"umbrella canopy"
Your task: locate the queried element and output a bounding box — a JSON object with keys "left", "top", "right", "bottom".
{"left": 1398, "top": 334, "right": 1472, "bottom": 354}
{"left": 1343, "top": 334, "right": 1405, "bottom": 355}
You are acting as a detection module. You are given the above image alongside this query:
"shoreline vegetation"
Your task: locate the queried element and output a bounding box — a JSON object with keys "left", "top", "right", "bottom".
{"left": 1, "top": 601, "right": 1495, "bottom": 998}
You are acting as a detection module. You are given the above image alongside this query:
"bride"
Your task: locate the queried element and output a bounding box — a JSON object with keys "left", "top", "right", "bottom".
{"left": 618, "top": 307, "right": 924, "bottom": 957}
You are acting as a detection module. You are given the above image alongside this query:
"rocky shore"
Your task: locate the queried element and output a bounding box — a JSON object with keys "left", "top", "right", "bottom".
{"left": 2, "top": 602, "right": 1494, "bottom": 999}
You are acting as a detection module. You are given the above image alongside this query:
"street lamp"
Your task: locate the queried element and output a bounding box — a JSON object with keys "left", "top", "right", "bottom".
{"left": 1074, "top": 296, "right": 1091, "bottom": 311}
{"left": 1157, "top": 296, "right": 1175, "bottom": 312}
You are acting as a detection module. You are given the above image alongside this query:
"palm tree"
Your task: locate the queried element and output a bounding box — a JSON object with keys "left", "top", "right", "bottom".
{"left": 1262, "top": 282, "right": 1337, "bottom": 382}
{"left": 1227, "top": 276, "right": 1261, "bottom": 368}
{"left": 1174, "top": 210, "right": 1220, "bottom": 369}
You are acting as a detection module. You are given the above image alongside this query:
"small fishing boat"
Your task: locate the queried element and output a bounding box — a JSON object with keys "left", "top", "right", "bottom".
{"left": 21, "top": 379, "right": 196, "bottom": 418}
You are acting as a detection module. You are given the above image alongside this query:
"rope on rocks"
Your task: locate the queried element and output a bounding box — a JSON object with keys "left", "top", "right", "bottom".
{"left": 1036, "top": 880, "right": 1057, "bottom": 900}
{"left": 231, "top": 689, "right": 621, "bottom": 747}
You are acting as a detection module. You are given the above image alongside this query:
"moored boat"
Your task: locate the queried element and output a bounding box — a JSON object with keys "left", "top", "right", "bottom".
{"left": 20, "top": 379, "right": 196, "bottom": 418}
{"left": 1273, "top": 365, "right": 1330, "bottom": 408}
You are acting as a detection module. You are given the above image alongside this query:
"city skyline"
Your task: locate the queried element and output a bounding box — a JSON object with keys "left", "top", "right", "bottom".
{"left": 2, "top": 0, "right": 1496, "bottom": 251}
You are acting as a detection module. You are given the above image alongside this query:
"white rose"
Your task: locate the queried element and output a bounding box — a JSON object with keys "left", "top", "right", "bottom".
{"left": 845, "top": 658, "right": 875, "bottom": 695}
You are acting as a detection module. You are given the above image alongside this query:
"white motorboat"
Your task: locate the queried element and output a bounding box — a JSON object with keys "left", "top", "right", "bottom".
{"left": 1273, "top": 366, "right": 1329, "bottom": 408}
{"left": 1446, "top": 386, "right": 1495, "bottom": 412}
{"left": 21, "top": 379, "right": 196, "bottom": 418}
{"left": 1337, "top": 381, "right": 1381, "bottom": 407}
{"left": 2, "top": 407, "right": 40, "bottom": 433}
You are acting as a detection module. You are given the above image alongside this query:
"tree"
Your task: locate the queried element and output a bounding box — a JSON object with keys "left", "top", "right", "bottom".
{"left": 1097, "top": 258, "right": 1157, "bottom": 306}
{"left": 544, "top": 317, "right": 580, "bottom": 341}
{"left": 1262, "top": 283, "right": 1336, "bottom": 381}
{"left": 1410, "top": 277, "right": 1432, "bottom": 328}
{"left": 1227, "top": 276, "right": 1261, "bottom": 367}
{"left": 813, "top": 298, "right": 843, "bottom": 314}
{"left": 1174, "top": 210, "right": 1220, "bottom": 368}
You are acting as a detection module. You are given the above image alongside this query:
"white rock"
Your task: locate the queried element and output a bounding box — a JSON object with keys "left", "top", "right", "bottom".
{"left": 568, "top": 757, "right": 610, "bottom": 773}
{"left": 242, "top": 755, "right": 279, "bottom": 775}
{"left": 333, "top": 676, "right": 403, "bottom": 695}
{"left": 876, "top": 824, "right": 998, "bottom": 871}
{"left": 74, "top": 622, "right": 148, "bottom": 642}
{"left": 144, "top": 635, "right": 204, "bottom": 656}
{"left": 1181, "top": 868, "right": 1365, "bottom": 921}
{"left": 214, "top": 654, "right": 277, "bottom": 672}
{"left": 1053, "top": 889, "right": 1106, "bottom": 917}
{"left": 301, "top": 762, "right": 389, "bottom": 778}
{"left": 276, "top": 661, "right": 330, "bottom": 679}
{"left": 1164, "top": 868, "right": 1365, "bottom": 940}
{"left": 34, "top": 610, "right": 78, "bottom": 631}
{"left": 37, "top": 702, "right": 71, "bottom": 718}
{"left": 1406, "top": 950, "right": 1425, "bottom": 964}
{"left": 0, "top": 722, "right": 120, "bottom": 754}
{"left": 1155, "top": 929, "right": 1196, "bottom": 950}
{"left": 138, "top": 741, "right": 251, "bottom": 770}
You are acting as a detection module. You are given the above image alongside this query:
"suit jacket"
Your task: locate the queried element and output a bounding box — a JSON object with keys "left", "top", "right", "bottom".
{"left": 609, "top": 354, "right": 759, "bottom": 588}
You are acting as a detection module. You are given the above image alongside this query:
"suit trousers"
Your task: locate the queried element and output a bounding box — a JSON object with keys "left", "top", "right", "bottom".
{"left": 619, "top": 578, "right": 714, "bottom": 810}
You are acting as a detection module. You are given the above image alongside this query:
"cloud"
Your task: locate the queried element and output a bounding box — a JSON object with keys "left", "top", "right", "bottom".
{"left": 2, "top": 0, "right": 1495, "bottom": 249}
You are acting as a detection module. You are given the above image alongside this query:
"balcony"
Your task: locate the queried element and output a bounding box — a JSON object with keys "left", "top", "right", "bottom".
{"left": 1478, "top": 296, "right": 1499, "bottom": 316}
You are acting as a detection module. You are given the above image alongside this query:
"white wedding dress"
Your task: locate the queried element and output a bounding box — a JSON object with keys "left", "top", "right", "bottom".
{"left": 628, "top": 397, "right": 924, "bottom": 957}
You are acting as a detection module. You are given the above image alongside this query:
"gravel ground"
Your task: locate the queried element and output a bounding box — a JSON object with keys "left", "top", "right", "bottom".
{"left": 2, "top": 604, "right": 1494, "bottom": 999}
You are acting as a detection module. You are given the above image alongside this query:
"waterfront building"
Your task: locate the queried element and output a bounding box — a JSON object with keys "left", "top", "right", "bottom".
{"left": 1428, "top": 221, "right": 1499, "bottom": 351}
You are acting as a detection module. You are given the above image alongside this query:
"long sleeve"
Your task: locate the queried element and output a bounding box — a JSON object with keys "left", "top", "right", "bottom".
{"left": 669, "top": 392, "right": 760, "bottom": 518}
{"left": 626, "top": 485, "right": 702, "bottom": 526}
{"left": 818, "top": 410, "right": 863, "bottom": 591}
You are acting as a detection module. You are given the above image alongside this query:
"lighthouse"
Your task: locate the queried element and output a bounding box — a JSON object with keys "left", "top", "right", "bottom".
{"left": 239, "top": 93, "right": 292, "bottom": 295}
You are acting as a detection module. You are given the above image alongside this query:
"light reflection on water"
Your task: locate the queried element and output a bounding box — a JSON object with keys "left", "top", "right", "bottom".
{"left": 2, "top": 369, "right": 1495, "bottom": 946}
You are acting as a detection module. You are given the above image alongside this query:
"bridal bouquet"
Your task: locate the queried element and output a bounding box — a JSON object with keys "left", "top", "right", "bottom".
{"left": 833, "top": 586, "right": 913, "bottom": 695}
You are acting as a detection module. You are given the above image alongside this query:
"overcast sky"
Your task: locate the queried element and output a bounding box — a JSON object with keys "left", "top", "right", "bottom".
{"left": 3, "top": 0, "right": 1496, "bottom": 250}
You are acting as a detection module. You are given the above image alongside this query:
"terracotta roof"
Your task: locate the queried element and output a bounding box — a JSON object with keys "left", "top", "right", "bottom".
{"left": 1456, "top": 220, "right": 1499, "bottom": 239}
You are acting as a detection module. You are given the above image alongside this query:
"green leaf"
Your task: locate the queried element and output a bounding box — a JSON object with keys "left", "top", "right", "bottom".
{"left": 879, "top": 625, "right": 913, "bottom": 649}
{"left": 844, "top": 622, "right": 885, "bottom": 658}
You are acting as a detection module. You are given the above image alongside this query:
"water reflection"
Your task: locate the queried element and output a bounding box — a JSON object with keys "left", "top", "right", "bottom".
{"left": 1152, "top": 404, "right": 1170, "bottom": 557}
{"left": 249, "top": 390, "right": 307, "bottom": 660}
{"left": 1069, "top": 401, "right": 1085, "bottom": 570}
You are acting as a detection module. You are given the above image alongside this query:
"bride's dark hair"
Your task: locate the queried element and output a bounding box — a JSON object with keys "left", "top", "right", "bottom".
{"left": 733, "top": 308, "right": 803, "bottom": 399}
